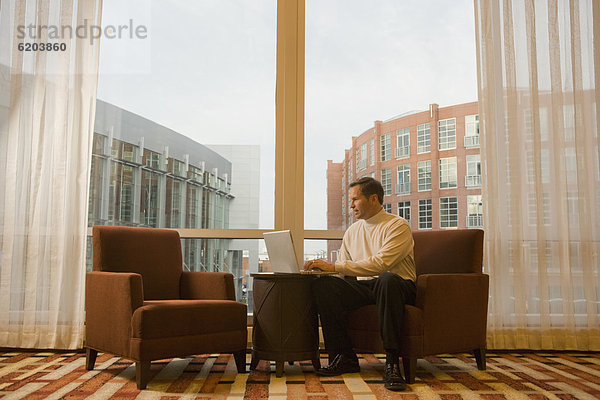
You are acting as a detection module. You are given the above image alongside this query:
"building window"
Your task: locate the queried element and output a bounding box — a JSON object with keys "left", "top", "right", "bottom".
{"left": 398, "top": 201, "right": 411, "bottom": 225}
{"left": 143, "top": 149, "right": 162, "bottom": 170}
{"left": 369, "top": 138, "right": 375, "bottom": 166}
{"left": 464, "top": 114, "right": 480, "bottom": 147}
{"left": 440, "top": 196, "right": 458, "bottom": 228}
{"left": 418, "top": 199, "right": 432, "bottom": 229}
{"left": 188, "top": 165, "right": 204, "bottom": 184}
{"left": 357, "top": 142, "right": 367, "bottom": 171}
{"left": 438, "top": 118, "right": 456, "bottom": 150}
{"left": 417, "top": 123, "right": 430, "bottom": 154}
{"left": 395, "top": 128, "right": 410, "bottom": 159}
{"left": 380, "top": 133, "right": 391, "bottom": 161}
{"left": 524, "top": 108, "right": 533, "bottom": 141}
{"left": 140, "top": 169, "right": 160, "bottom": 227}
{"left": 347, "top": 158, "right": 353, "bottom": 182}
{"left": 381, "top": 168, "right": 391, "bottom": 195}
{"left": 465, "top": 154, "right": 481, "bottom": 187}
{"left": 170, "top": 159, "right": 186, "bottom": 178}
{"left": 383, "top": 203, "right": 392, "bottom": 213}
{"left": 112, "top": 139, "right": 138, "bottom": 163}
{"left": 418, "top": 160, "right": 431, "bottom": 191}
{"left": 467, "top": 195, "right": 483, "bottom": 228}
{"left": 439, "top": 157, "right": 457, "bottom": 189}
{"left": 528, "top": 192, "right": 551, "bottom": 226}
{"left": 165, "top": 178, "right": 183, "bottom": 228}
{"left": 396, "top": 164, "right": 410, "bottom": 195}
{"left": 527, "top": 149, "right": 550, "bottom": 184}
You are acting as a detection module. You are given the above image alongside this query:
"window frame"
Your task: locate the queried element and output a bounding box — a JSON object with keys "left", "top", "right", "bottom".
{"left": 417, "top": 123, "right": 431, "bottom": 154}
{"left": 380, "top": 133, "right": 391, "bottom": 161}
{"left": 418, "top": 198, "right": 432, "bottom": 229}
{"left": 439, "top": 156, "right": 457, "bottom": 189}
{"left": 396, "top": 128, "right": 410, "bottom": 159}
{"left": 397, "top": 201, "right": 411, "bottom": 225}
{"left": 418, "top": 160, "right": 432, "bottom": 191}
{"left": 440, "top": 196, "right": 458, "bottom": 228}
{"left": 438, "top": 118, "right": 456, "bottom": 150}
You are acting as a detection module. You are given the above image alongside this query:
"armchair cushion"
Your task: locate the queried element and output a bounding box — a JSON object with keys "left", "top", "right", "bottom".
{"left": 131, "top": 300, "right": 247, "bottom": 339}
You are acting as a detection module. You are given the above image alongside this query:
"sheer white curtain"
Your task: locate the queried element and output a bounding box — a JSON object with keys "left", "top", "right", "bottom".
{"left": 475, "top": 0, "right": 599, "bottom": 350}
{"left": 0, "top": 0, "right": 102, "bottom": 349}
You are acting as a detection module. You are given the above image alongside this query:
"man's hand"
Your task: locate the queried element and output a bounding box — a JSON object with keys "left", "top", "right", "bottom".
{"left": 303, "top": 259, "right": 336, "bottom": 272}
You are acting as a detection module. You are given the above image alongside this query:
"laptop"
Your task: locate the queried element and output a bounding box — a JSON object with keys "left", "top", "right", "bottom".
{"left": 263, "top": 230, "right": 338, "bottom": 275}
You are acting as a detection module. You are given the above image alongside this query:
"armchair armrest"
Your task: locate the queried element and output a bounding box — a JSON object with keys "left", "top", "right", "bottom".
{"left": 415, "top": 273, "right": 489, "bottom": 354}
{"left": 180, "top": 271, "right": 236, "bottom": 301}
{"left": 85, "top": 271, "right": 144, "bottom": 357}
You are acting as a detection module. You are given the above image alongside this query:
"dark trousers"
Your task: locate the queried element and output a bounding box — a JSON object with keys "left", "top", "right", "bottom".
{"left": 312, "top": 272, "right": 416, "bottom": 356}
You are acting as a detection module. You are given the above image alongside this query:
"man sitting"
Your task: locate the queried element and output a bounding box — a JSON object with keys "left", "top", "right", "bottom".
{"left": 304, "top": 177, "right": 416, "bottom": 391}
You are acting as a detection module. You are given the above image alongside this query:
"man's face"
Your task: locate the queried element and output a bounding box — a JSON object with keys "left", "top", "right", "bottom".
{"left": 349, "top": 185, "right": 379, "bottom": 220}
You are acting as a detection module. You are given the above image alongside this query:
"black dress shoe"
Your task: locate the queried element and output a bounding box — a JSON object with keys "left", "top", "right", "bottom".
{"left": 316, "top": 354, "right": 360, "bottom": 376}
{"left": 384, "top": 362, "right": 407, "bottom": 391}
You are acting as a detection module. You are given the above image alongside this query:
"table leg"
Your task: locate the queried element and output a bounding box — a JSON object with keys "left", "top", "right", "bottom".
{"left": 312, "top": 353, "right": 321, "bottom": 371}
{"left": 250, "top": 353, "right": 259, "bottom": 370}
{"left": 275, "top": 361, "right": 284, "bottom": 377}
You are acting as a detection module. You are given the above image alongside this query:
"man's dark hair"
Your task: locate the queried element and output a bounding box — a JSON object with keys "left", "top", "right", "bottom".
{"left": 349, "top": 177, "right": 384, "bottom": 205}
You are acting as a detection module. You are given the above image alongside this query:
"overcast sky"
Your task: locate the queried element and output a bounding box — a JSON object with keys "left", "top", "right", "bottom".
{"left": 97, "top": 0, "right": 478, "bottom": 233}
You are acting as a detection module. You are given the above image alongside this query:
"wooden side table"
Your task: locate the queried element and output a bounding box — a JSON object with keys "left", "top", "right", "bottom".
{"left": 250, "top": 273, "right": 321, "bottom": 377}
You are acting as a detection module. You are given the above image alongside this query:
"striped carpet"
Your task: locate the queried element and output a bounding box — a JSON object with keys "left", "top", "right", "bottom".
{"left": 1, "top": 351, "right": 599, "bottom": 399}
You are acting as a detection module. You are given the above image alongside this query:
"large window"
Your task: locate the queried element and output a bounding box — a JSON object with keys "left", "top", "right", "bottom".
{"left": 438, "top": 118, "right": 456, "bottom": 150}
{"left": 380, "top": 133, "right": 391, "bottom": 161}
{"left": 369, "top": 138, "right": 375, "bottom": 166}
{"left": 94, "top": 2, "right": 276, "bottom": 309}
{"left": 418, "top": 160, "right": 432, "bottom": 191}
{"left": 439, "top": 157, "right": 457, "bottom": 189}
{"left": 396, "top": 128, "right": 410, "bottom": 159}
{"left": 396, "top": 164, "right": 410, "bottom": 195}
{"left": 440, "top": 196, "right": 458, "bottom": 228}
{"left": 418, "top": 199, "right": 432, "bottom": 229}
{"left": 417, "top": 123, "right": 431, "bottom": 154}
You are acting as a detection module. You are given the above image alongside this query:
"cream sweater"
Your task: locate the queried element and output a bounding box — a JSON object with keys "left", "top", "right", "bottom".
{"left": 334, "top": 209, "right": 416, "bottom": 281}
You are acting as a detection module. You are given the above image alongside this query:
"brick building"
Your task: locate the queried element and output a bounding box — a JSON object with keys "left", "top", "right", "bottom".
{"left": 327, "top": 102, "right": 481, "bottom": 260}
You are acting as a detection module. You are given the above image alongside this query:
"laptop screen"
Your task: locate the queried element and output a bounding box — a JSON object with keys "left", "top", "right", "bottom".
{"left": 263, "top": 230, "right": 300, "bottom": 273}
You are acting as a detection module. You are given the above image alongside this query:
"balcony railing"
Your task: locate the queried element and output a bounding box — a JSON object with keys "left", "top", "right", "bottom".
{"left": 395, "top": 182, "right": 410, "bottom": 195}
{"left": 467, "top": 214, "right": 483, "bottom": 228}
{"left": 395, "top": 146, "right": 409, "bottom": 159}
{"left": 465, "top": 175, "right": 481, "bottom": 187}
{"left": 464, "top": 135, "right": 480, "bottom": 148}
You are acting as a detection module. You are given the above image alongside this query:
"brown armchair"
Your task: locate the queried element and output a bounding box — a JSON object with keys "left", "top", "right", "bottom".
{"left": 85, "top": 226, "right": 247, "bottom": 389}
{"left": 347, "top": 229, "right": 488, "bottom": 383}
